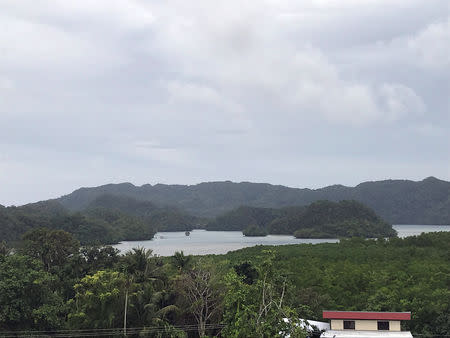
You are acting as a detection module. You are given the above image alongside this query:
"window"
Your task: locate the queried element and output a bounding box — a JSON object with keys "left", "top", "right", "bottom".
{"left": 343, "top": 320, "right": 355, "bottom": 329}
{"left": 378, "top": 321, "right": 390, "bottom": 330}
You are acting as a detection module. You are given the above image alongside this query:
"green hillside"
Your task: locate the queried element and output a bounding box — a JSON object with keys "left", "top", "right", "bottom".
{"left": 0, "top": 201, "right": 156, "bottom": 244}
{"left": 85, "top": 194, "right": 202, "bottom": 232}
{"left": 0, "top": 195, "right": 201, "bottom": 244}
{"left": 56, "top": 177, "right": 450, "bottom": 224}
{"left": 208, "top": 200, "right": 396, "bottom": 238}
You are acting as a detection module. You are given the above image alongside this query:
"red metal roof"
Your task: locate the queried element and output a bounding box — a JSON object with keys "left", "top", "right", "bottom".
{"left": 323, "top": 311, "right": 411, "bottom": 320}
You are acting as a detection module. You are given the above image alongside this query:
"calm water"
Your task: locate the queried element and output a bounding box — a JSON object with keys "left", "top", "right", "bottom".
{"left": 113, "top": 224, "right": 450, "bottom": 256}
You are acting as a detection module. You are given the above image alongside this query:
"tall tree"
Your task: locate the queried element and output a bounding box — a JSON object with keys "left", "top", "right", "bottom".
{"left": 20, "top": 228, "right": 80, "bottom": 272}
{"left": 172, "top": 251, "right": 192, "bottom": 272}
{"left": 222, "top": 250, "right": 308, "bottom": 337}
{"left": 120, "top": 248, "right": 168, "bottom": 333}
{"left": 68, "top": 270, "right": 126, "bottom": 329}
{"left": 176, "top": 262, "right": 223, "bottom": 337}
{"left": 0, "top": 254, "right": 64, "bottom": 330}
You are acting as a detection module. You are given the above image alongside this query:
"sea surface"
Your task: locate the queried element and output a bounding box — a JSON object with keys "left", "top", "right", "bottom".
{"left": 113, "top": 224, "right": 450, "bottom": 256}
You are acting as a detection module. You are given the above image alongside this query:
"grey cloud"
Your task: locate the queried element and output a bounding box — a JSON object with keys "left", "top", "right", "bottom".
{"left": 0, "top": 0, "right": 448, "bottom": 205}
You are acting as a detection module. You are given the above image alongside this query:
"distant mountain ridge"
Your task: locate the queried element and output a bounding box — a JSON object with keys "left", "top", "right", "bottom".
{"left": 56, "top": 177, "right": 450, "bottom": 224}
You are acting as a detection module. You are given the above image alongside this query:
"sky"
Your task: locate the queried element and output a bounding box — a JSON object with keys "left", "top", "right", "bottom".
{"left": 0, "top": 0, "right": 449, "bottom": 206}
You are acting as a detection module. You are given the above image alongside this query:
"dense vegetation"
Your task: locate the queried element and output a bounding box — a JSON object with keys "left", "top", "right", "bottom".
{"left": 2, "top": 192, "right": 397, "bottom": 243}
{"left": 0, "top": 195, "right": 200, "bottom": 244}
{"left": 56, "top": 177, "right": 450, "bottom": 224}
{"left": 242, "top": 224, "right": 268, "bottom": 237}
{"left": 0, "top": 201, "right": 156, "bottom": 244}
{"left": 85, "top": 194, "right": 202, "bottom": 232}
{"left": 207, "top": 205, "right": 288, "bottom": 231}
{"left": 219, "top": 232, "right": 450, "bottom": 336}
{"left": 0, "top": 229, "right": 448, "bottom": 337}
{"left": 208, "top": 201, "right": 396, "bottom": 238}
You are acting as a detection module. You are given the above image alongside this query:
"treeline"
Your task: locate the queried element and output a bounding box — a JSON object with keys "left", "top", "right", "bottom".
{"left": 0, "top": 230, "right": 448, "bottom": 337}
{"left": 1, "top": 195, "right": 396, "bottom": 243}
{"left": 207, "top": 200, "right": 396, "bottom": 238}
{"left": 0, "top": 201, "right": 156, "bottom": 244}
{"left": 220, "top": 232, "right": 450, "bottom": 336}
{"left": 0, "top": 194, "right": 201, "bottom": 244}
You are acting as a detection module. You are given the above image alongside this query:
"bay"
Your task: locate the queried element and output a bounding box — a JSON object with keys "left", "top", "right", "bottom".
{"left": 113, "top": 224, "right": 450, "bottom": 256}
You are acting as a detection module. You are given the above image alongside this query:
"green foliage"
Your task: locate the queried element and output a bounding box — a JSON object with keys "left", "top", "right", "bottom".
{"left": 222, "top": 250, "right": 308, "bottom": 337}
{"left": 172, "top": 251, "right": 192, "bottom": 272}
{"left": 86, "top": 194, "right": 201, "bottom": 232}
{"left": 20, "top": 228, "right": 80, "bottom": 271}
{"left": 84, "top": 208, "right": 156, "bottom": 241}
{"left": 220, "top": 232, "right": 450, "bottom": 336}
{"left": 79, "top": 244, "right": 120, "bottom": 273}
{"left": 0, "top": 254, "right": 65, "bottom": 330}
{"left": 287, "top": 200, "right": 396, "bottom": 238}
{"left": 118, "top": 247, "right": 179, "bottom": 331}
{"left": 68, "top": 270, "right": 126, "bottom": 329}
{"left": 0, "top": 201, "right": 159, "bottom": 245}
{"left": 87, "top": 194, "right": 159, "bottom": 216}
{"left": 209, "top": 200, "right": 396, "bottom": 238}
{"left": 0, "top": 228, "right": 448, "bottom": 336}
{"left": 207, "top": 205, "right": 285, "bottom": 231}
{"left": 0, "top": 201, "right": 66, "bottom": 243}
{"left": 120, "top": 247, "right": 159, "bottom": 281}
{"left": 0, "top": 194, "right": 204, "bottom": 244}
{"left": 233, "top": 261, "right": 258, "bottom": 285}
{"left": 243, "top": 224, "right": 269, "bottom": 237}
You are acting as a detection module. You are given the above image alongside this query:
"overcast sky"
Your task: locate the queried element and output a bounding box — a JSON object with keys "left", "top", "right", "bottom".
{"left": 1, "top": 0, "right": 449, "bottom": 206}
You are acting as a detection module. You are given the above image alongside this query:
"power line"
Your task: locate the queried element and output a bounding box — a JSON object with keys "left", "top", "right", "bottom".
{"left": 0, "top": 324, "right": 226, "bottom": 337}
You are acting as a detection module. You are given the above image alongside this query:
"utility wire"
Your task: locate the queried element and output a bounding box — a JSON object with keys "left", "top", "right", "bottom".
{"left": 0, "top": 324, "right": 226, "bottom": 337}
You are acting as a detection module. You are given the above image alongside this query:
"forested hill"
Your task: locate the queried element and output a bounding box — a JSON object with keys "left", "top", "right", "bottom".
{"left": 85, "top": 194, "right": 201, "bottom": 232}
{"left": 207, "top": 200, "right": 396, "bottom": 238}
{"left": 0, "top": 195, "right": 200, "bottom": 244}
{"left": 56, "top": 177, "right": 450, "bottom": 224}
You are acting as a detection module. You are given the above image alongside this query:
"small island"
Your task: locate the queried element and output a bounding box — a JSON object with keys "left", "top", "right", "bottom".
{"left": 207, "top": 200, "right": 397, "bottom": 239}
{"left": 242, "top": 224, "right": 268, "bottom": 237}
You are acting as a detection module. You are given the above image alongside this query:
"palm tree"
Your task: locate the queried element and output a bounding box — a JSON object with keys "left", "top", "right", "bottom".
{"left": 172, "top": 251, "right": 192, "bottom": 272}
{"left": 121, "top": 247, "right": 155, "bottom": 335}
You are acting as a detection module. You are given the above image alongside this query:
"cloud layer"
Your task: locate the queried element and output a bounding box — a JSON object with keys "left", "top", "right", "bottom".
{"left": 1, "top": 0, "right": 449, "bottom": 205}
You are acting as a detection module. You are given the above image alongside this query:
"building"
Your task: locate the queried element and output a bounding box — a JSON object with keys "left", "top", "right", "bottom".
{"left": 320, "top": 311, "right": 413, "bottom": 337}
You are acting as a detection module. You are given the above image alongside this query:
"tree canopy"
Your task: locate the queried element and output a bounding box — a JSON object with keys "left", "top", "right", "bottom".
{"left": 0, "top": 229, "right": 448, "bottom": 336}
{"left": 208, "top": 200, "right": 396, "bottom": 238}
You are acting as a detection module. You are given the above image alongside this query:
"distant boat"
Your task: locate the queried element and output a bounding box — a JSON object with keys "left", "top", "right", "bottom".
{"left": 185, "top": 231, "right": 190, "bottom": 236}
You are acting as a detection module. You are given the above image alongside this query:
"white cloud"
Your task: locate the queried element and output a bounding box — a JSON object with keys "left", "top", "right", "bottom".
{"left": 407, "top": 18, "right": 450, "bottom": 69}
{"left": 142, "top": 2, "right": 431, "bottom": 127}
{"left": 166, "top": 81, "right": 231, "bottom": 108}
{"left": 378, "top": 84, "right": 426, "bottom": 121}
